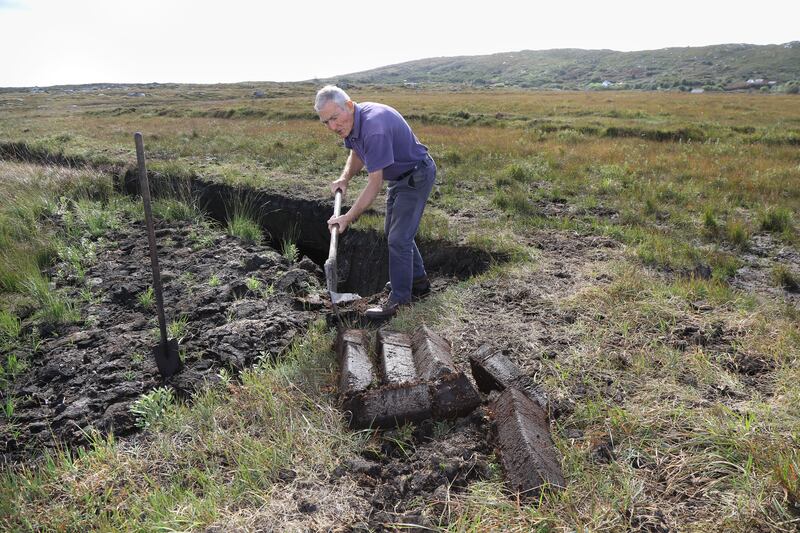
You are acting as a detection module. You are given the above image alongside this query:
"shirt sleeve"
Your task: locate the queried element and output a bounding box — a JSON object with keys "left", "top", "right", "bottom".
{"left": 363, "top": 133, "right": 394, "bottom": 173}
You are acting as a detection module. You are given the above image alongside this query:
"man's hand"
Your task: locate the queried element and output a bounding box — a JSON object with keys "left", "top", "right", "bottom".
{"left": 330, "top": 177, "right": 348, "bottom": 197}
{"left": 328, "top": 212, "right": 353, "bottom": 234}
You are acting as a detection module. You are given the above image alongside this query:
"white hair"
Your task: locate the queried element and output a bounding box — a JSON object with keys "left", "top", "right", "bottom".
{"left": 314, "top": 85, "right": 350, "bottom": 113}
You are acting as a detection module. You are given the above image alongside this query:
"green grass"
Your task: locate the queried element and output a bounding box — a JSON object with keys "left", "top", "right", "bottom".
{"left": 0, "top": 320, "right": 358, "bottom": 531}
{"left": 0, "top": 310, "right": 21, "bottom": 339}
{"left": 22, "top": 274, "right": 79, "bottom": 328}
{"left": 725, "top": 218, "right": 751, "bottom": 249}
{"left": 760, "top": 206, "right": 793, "bottom": 234}
{"left": 151, "top": 197, "right": 203, "bottom": 223}
{"left": 281, "top": 240, "right": 299, "bottom": 263}
{"left": 137, "top": 286, "right": 155, "bottom": 309}
{"left": 772, "top": 265, "right": 799, "bottom": 292}
{"left": 130, "top": 387, "right": 175, "bottom": 428}
{"left": 167, "top": 315, "right": 189, "bottom": 341}
{"left": 245, "top": 276, "right": 262, "bottom": 293}
{"left": 227, "top": 214, "right": 262, "bottom": 243}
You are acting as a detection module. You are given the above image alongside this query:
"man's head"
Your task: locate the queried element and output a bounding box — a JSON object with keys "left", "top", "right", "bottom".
{"left": 315, "top": 85, "right": 355, "bottom": 139}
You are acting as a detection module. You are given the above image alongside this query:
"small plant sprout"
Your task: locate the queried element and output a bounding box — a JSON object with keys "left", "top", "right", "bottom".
{"left": 79, "top": 288, "right": 94, "bottom": 303}
{"left": 264, "top": 283, "right": 275, "bottom": 297}
{"left": 137, "top": 287, "right": 155, "bottom": 309}
{"left": 282, "top": 240, "right": 299, "bottom": 264}
{"left": 217, "top": 367, "right": 232, "bottom": 387}
{"left": 384, "top": 422, "right": 416, "bottom": 459}
{"left": 178, "top": 271, "right": 196, "bottom": 286}
{"left": 167, "top": 315, "right": 189, "bottom": 342}
{"left": 4, "top": 353, "right": 26, "bottom": 378}
{"left": 129, "top": 387, "right": 174, "bottom": 428}
{"left": 281, "top": 224, "right": 300, "bottom": 263}
{"left": 245, "top": 276, "right": 262, "bottom": 293}
{"left": 3, "top": 396, "right": 15, "bottom": 419}
{"left": 188, "top": 227, "right": 215, "bottom": 250}
{"left": 725, "top": 219, "right": 751, "bottom": 249}
{"left": 208, "top": 274, "right": 221, "bottom": 287}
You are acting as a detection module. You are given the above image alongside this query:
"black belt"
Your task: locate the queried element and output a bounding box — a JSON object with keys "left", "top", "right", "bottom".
{"left": 391, "top": 155, "right": 431, "bottom": 181}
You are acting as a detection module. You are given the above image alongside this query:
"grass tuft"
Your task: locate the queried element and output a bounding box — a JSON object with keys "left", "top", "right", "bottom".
{"left": 0, "top": 309, "right": 21, "bottom": 339}
{"left": 725, "top": 219, "right": 751, "bottom": 249}
{"left": 759, "top": 206, "right": 793, "bottom": 233}
{"left": 137, "top": 286, "right": 154, "bottom": 309}
{"left": 227, "top": 214, "right": 262, "bottom": 244}
{"left": 772, "top": 265, "right": 799, "bottom": 292}
{"left": 151, "top": 197, "right": 203, "bottom": 223}
{"left": 130, "top": 386, "right": 175, "bottom": 428}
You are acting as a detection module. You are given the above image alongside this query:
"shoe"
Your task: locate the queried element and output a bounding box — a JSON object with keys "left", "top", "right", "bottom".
{"left": 384, "top": 276, "right": 431, "bottom": 297}
{"left": 364, "top": 299, "right": 403, "bottom": 319}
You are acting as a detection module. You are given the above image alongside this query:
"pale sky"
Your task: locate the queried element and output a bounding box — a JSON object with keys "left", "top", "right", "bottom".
{"left": 1, "top": 0, "right": 797, "bottom": 87}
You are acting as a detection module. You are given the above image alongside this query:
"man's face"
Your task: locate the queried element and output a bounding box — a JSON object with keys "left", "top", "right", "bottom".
{"left": 318, "top": 100, "right": 354, "bottom": 139}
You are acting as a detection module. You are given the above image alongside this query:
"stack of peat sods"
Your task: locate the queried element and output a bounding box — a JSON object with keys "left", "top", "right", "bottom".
{"left": 336, "top": 326, "right": 566, "bottom": 498}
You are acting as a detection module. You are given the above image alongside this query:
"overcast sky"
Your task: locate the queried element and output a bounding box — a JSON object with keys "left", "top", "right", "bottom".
{"left": 1, "top": 0, "right": 797, "bottom": 87}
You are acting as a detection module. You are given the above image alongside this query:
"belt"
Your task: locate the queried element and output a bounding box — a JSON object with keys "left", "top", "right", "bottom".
{"left": 390, "top": 154, "right": 431, "bottom": 181}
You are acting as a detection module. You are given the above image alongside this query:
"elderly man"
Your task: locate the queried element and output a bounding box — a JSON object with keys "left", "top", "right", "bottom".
{"left": 315, "top": 85, "right": 435, "bottom": 319}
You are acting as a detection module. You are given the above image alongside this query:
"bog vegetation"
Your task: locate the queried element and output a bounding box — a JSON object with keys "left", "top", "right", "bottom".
{"left": 0, "top": 84, "right": 798, "bottom": 531}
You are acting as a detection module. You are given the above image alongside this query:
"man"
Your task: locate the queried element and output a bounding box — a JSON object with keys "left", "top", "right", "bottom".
{"left": 315, "top": 85, "right": 435, "bottom": 319}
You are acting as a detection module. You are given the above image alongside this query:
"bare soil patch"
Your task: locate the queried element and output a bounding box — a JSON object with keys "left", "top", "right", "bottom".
{"left": 1, "top": 217, "right": 319, "bottom": 462}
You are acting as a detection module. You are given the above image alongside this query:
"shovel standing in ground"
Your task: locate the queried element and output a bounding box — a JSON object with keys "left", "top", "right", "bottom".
{"left": 324, "top": 188, "right": 361, "bottom": 327}
{"left": 134, "top": 132, "right": 183, "bottom": 378}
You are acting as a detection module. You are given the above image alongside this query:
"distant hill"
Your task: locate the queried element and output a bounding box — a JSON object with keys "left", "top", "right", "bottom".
{"left": 329, "top": 42, "right": 800, "bottom": 91}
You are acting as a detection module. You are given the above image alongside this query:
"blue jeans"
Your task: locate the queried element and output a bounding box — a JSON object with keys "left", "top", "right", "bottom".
{"left": 385, "top": 155, "right": 436, "bottom": 303}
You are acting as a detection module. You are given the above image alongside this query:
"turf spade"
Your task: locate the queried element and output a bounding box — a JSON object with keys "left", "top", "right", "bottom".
{"left": 134, "top": 132, "right": 183, "bottom": 378}
{"left": 324, "top": 188, "right": 361, "bottom": 326}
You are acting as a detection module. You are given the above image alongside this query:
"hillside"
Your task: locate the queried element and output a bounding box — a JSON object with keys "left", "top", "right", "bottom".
{"left": 330, "top": 42, "right": 800, "bottom": 91}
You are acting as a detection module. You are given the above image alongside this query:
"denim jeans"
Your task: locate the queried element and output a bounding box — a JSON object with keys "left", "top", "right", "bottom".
{"left": 385, "top": 155, "right": 437, "bottom": 303}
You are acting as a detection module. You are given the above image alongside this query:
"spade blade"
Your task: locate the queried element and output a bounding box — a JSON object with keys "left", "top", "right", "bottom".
{"left": 152, "top": 338, "right": 182, "bottom": 378}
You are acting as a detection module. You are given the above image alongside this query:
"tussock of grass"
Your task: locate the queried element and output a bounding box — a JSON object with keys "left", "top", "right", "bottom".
{"left": 227, "top": 214, "right": 262, "bottom": 244}
{"left": 136, "top": 286, "right": 154, "bottom": 309}
{"left": 772, "top": 264, "right": 799, "bottom": 292}
{"left": 759, "top": 206, "right": 793, "bottom": 234}
{"left": 23, "top": 274, "right": 79, "bottom": 328}
{"left": 151, "top": 197, "right": 203, "bottom": 223}
{"left": 702, "top": 207, "right": 719, "bottom": 237}
{"left": 224, "top": 193, "right": 265, "bottom": 244}
{"left": 494, "top": 183, "right": 536, "bottom": 216}
{"left": 724, "top": 218, "right": 751, "bottom": 249}
{"left": 224, "top": 208, "right": 258, "bottom": 243}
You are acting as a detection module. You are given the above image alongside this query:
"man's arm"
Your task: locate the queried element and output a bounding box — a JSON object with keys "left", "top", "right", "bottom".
{"left": 330, "top": 150, "right": 364, "bottom": 196}
{"left": 327, "top": 169, "right": 383, "bottom": 233}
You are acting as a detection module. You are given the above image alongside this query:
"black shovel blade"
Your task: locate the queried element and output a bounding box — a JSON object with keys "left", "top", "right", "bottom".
{"left": 152, "top": 338, "right": 182, "bottom": 378}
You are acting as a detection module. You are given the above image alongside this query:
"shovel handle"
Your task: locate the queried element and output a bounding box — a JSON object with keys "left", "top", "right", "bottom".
{"left": 135, "top": 133, "right": 169, "bottom": 346}
{"left": 328, "top": 188, "right": 343, "bottom": 257}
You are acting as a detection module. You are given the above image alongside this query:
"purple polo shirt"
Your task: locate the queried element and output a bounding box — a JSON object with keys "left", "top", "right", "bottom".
{"left": 344, "top": 102, "right": 428, "bottom": 180}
